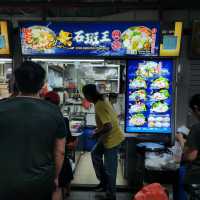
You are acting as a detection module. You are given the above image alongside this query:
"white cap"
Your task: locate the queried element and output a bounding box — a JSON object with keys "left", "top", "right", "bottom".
{"left": 177, "top": 125, "right": 190, "bottom": 136}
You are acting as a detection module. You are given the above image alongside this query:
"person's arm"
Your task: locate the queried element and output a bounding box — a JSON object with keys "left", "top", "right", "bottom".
{"left": 54, "top": 137, "right": 66, "bottom": 183}
{"left": 53, "top": 112, "right": 67, "bottom": 187}
{"left": 52, "top": 139, "right": 65, "bottom": 200}
{"left": 183, "top": 146, "right": 198, "bottom": 161}
{"left": 182, "top": 124, "right": 200, "bottom": 162}
{"left": 176, "top": 133, "right": 186, "bottom": 149}
{"left": 92, "top": 123, "right": 112, "bottom": 139}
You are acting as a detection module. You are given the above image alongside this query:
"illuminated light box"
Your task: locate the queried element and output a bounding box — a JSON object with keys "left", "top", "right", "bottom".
{"left": 20, "top": 21, "right": 160, "bottom": 57}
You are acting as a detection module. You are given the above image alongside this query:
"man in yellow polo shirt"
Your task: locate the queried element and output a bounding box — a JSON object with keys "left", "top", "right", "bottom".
{"left": 82, "top": 84, "right": 124, "bottom": 200}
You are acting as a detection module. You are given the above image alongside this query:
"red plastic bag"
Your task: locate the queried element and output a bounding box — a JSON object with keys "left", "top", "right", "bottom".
{"left": 134, "top": 183, "right": 169, "bottom": 200}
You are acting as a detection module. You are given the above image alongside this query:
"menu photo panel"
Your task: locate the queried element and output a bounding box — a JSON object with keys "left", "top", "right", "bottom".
{"left": 125, "top": 60, "right": 174, "bottom": 135}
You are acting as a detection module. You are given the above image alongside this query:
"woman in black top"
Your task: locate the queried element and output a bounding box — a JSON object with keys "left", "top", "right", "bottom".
{"left": 45, "top": 91, "right": 76, "bottom": 198}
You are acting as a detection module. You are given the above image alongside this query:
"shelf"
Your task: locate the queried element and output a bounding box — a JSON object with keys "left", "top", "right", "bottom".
{"left": 88, "top": 65, "right": 120, "bottom": 68}
{"left": 65, "top": 102, "right": 82, "bottom": 105}
{"left": 51, "top": 87, "right": 65, "bottom": 91}
{"left": 99, "top": 92, "right": 119, "bottom": 94}
{"left": 49, "top": 65, "right": 64, "bottom": 73}
{"left": 71, "top": 132, "right": 83, "bottom": 137}
{"left": 95, "top": 79, "right": 118, "bottom": 81}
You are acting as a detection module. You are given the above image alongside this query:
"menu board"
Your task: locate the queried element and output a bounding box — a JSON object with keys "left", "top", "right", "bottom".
{"left": 125, "top": 60, "right": 173, "bottom": 134}
{"left": 0, "top": 21, "right": 10, "bottom": 55}
{"left": 19, "top": 21, "right": 159, "bottom": 57}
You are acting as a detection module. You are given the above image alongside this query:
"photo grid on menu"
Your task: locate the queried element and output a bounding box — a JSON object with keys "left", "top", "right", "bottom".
{"left": 126, "top": 60, "right": 173, "bottom": 134}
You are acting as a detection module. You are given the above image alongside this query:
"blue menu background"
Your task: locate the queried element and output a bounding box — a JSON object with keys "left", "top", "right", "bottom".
{"left": 20, "top": 21, "right": 160, "bottom": 57}
{"left": 125, "top": 60, "right": 173, "bottom": 134}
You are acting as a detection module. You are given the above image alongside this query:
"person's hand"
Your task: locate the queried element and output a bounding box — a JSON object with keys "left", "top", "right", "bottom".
{"left": 52, "top": 186, "right": 62, "bottom": 200}
{"left": 54, "top": 178, "right": 59, "bottom": 190}
{"left": 67, "top": 140, "right": 77, "bottom": 150}
{"left": 66, "top": 142, "right": 74, "bottom": 150}
{"left": 176, "top": 133, "right": 186, "bottom": 149}
{"left": 90, "top": 131, "right": 99, "bottom": 139}
{"left": 176, "top": 133, "right": 184, "bottom": 142}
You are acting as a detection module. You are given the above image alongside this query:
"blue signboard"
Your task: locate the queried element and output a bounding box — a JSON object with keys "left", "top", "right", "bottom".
{"left": 19, "top": 21, "right": 160, "bottom": 57}
{"left": 125, "top": 60, "right": 173, "bottom": 134}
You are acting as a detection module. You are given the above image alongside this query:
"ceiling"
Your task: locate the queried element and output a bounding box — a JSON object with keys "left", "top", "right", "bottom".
{"left": 0, "top": 0, "right": 198, "bottom": 18}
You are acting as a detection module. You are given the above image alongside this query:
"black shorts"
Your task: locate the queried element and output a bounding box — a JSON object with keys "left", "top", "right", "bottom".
{"left": 59, "top": 157, "right": 74, "bottom": 187}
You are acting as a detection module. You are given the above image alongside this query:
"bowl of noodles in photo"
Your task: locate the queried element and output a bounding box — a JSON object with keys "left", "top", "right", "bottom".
{"left": 23, "top": 26, "right": 56, "bottom": 51}
{"left": 121, "top": 26, "right": 153, "bottom": 54}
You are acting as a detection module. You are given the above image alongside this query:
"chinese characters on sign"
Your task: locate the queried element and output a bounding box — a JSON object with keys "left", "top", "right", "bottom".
{"left": 74, "top": 30, "right": 111, "bottom": 46}
{"left": 20, "top": 22, "right": 160, "bottom": 56}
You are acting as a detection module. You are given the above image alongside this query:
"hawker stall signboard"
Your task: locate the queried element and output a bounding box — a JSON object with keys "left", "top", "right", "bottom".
{"left": 20, "top": 21, "right": 159, "bottom": 57}
{"left": 125, "top": 60, "right": 173, "bottom": 134}
{"left": 0, "top": 21, "right": 10, "bottom": 55}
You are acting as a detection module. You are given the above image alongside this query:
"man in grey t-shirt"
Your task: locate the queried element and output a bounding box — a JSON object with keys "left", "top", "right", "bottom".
{"left": 0, "top": 61, "right": 66, "bottom": 200}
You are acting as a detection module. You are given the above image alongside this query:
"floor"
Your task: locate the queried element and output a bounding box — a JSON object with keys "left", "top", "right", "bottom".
{"left": 66, "top": 191, "right": 133, "bottom": 200}
{"left": 72, "top": 152, "right": 127, "bottom": 186}
{"left": 70, "top": 152, "right": 173, "bottom": 199}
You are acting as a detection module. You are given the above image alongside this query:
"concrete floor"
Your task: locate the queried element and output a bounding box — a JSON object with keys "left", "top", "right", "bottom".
{"left": 66, "top": 191, "right": 133, "bottom": 200}
{"left": 72, "top": 152, "right": 127, "bottom": 186}
{"left": 70, "top": 152, "right": 173, "bottom": 200}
